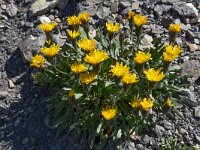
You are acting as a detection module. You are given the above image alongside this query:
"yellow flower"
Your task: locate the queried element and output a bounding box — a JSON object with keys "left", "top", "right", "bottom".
{"left": 140, "top": 98, "right": 154, "bottom": 111}
{"left": 39, "top": 22, "right": 57, "bottom": 32}
{"left": 110, "top": 62, "right": 130, "bottom": 77}
{"left": 169, "top": 23, "right": 181, "bottom": 33}
{"left": 166, "top": 98, "right": 174, "bottom": 107}
{"left": 101, "top": 106, "right": 117, "bottom": 121}
{"left": 122, "top": 73, "right": 138, "bottom": 84}
{"left": 134, "top": 51, "right": 152, "bottom": 64}
{"left": 40, "top": 44, "right": 60, "bottom": 57}
{"left": 133, "top": 14, "right": 147, "bottom": 28}
{"left": 78, "top": 12, "right": 91, "bottom": 23}
{"left": 30, "top": 54, "right": 46, "bottom": 68}
{"left": 67, "top": 16, "right": 81, "bottom": 26}
{"left": 80, "top": 72, "right": 97, "bottom": 84}
{"left": 106, "top": 21, "right": 120, "bottom": 33}
{"left": 163, "top": 44, "right": 183, "bottom": 62}
{"left": 70, "top": 62, "right": 87, "bottom": 74}
{"left": 127, "top": 11, "right": 136, "bottom": 21}
{"left": 129, "top": 96, "right": 140, "bottom": 109}
{"left": 77, "top": 37, "right": 96, "bottom": 52}
{"left": 84, "top": 49, "right": 108, "bottom": 65}
{"left": 67, "top": 30, "right": 80, "bottom": 39}
{"left": 144, "top": 68, "right": 165, "bottom": 82}
{"left": 69, "top": 89, "right": 75, "bottom": 97}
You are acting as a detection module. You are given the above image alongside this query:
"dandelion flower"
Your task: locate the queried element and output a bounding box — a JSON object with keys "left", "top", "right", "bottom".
{"left": 30, "top": 54, "right": 46, "bottom": 68}
{"left": 127, "top": 11, "right": 136, "bottom": 21}
{"left": 163, "top": 44, "right": 183, "bottom": 62}
{"left": 70, "top": 63, "right": 87, "bottom": 74}
{"left": 77, "top": 37, "right": 96, "bottom": 52}
{"left": 67, "top": 30, "right": 80, "bottom": 39}
{"left": 40, "top": 44, "right": 60, "bottom": 57}
{"left": 166, "top": 97, "right": 174, "bottom": 107}
{"left": 101, "top": 106, "right": 117, "bottom": 120}
{"left": 140, "top": 98, "right": 154, "bottom": 111}
{"left": 106, "top": 21, "right": 120, "bottom": 33}
{"left": 144, "top": 68, "right": 165, "bottom": 82}
{"left": 110, "top": 62, "right": 130, "bottom": 77}
{"left": 122, "top": 73, "right": 138, "bottom": 84}
{"left": 134, "top": 51, "right": 151, "bottom": 64}
{"left": 79, "top": 12, "right": 91, "bottom": 23}
{"left": 69, "top": 89, "right": 75, "bottom": 97}
{"left": 84, "top": 49, "right": 108, "bottom": 65}
{"left": 169, "top": 23, "right": 181, "bottom": 33}
{"left": 133, "top": 14, "right": 147, "bottom": 28}
{"left": 129, "top": 96, "right": 140, "bottom": 109}
{"left": 67, "top": 16, "right": 81, "bottom": 26}
{"left": 80, "top": 72, "right": 97, "bottom": 84}
{"left": 39, "top": 22, "right": 57, "bottom": 33}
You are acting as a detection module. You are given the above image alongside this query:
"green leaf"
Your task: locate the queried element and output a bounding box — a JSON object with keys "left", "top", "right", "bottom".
{"left": 75, "top": 93, "right": 83, "bottom": 99}
{"left": 96, "top": 122, "right": 103, "bottom": 134}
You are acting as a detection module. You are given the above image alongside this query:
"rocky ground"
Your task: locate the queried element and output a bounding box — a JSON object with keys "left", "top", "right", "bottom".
{"left": 1, "top": 0, "right": 200, "bottom": 149}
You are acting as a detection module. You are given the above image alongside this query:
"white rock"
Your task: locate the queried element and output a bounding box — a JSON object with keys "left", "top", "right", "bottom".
{"left": 39, "top": 16, "right": 51, "bottom": 23}
{"left": 8, "top": 79, "right": 15, "bottom": 89}
{"left": 188, "top": 43, "right": 199, "bottom": 52}
{"left": 140, "top": 34, "right": 153, "bottom": 49}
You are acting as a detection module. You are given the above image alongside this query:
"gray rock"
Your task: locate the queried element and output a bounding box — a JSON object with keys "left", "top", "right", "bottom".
{"left": 86, "top": 0, "right": 103, "bottom": 5}
{"left": 190, "top": 14, "right": 200, "bottom": 24}
{"left": 23, "top": 137, "right": 29, "bottom": 144}
{"left": 194, "top": 38, "right": 199, "bottom": 45}
{"left": 161, "top": 17, "right": 173, "bottom": 28}
{"left": 111, "top": 2, "right": 118, "bottom": 14}
{"left": 161, "top": 120, "right": 173, "bottom": 130}
{"left": 19, "top": 27, "right": 46, "bottom": 63}
{"left": 175, "top": 37, "right": 182, "bottom": 45}
{"left": 154, "top": 4, "right": 171, "bottom": 16}
{"left": 136, "top": 144, "right": 143, "bottom": 150}
{"left": 0, "top": 91, "right": 9, "bottom": 99}
{"left": 8, "top": 79, "right": 15, "bottom": 89}
{"left": 181, "top": 60, "right": 200, "bottom": 84}
{"left": 57, "top": 0, "right": 69, "bottom": 11}
{"left": 96, "top": 6, "right": 111, "bottom": 19}
{"left": 79, "top": 5, "right": 98, "bottom": 16}
{"left": 187, "top": 30, "right": 195, "bottom": 40}
{"left": 7, "top": 3, "right": 18, "bottom": 17}
{"left": 161, "top": 0, "right": 181, "bottom": 4}
{"left": 142, "top": 134, "right": 150, "bottom": 144}
{"left": 139, "top": 34, "right": 153, "bottom": 49}
{"left": 119, "top": 1, "right": 131, "bottom": 8}
{"left": 39, "top": 16, "right": 51, "bottom": 23}
{"left": 14, "top": 117, "right": 22, "bottom": 126}
{"left": 29, "top": 0, "right": 58, "bottom": 17}
{"left": 188, "top": 43, "right": 199, "bottom": 52}
{"left": 194, "top": 106, "right": 200, "bottom": 118}
{"left": 51, "top": 33, "right": 66, "bottom": 46}
{"left": 180, "top": 89, "right": 197, "bottom": 107}
{"left": 132, "top": 2, "right": 139, "bottom": 10}
{"left": 195, "top": 135, "right": 200, "bottom": 144}
{"left": 1, "top": 4, "right": 7, "bottom": 10}
{"left": 155, "top": 125, "right": 165, "bottom": 138}
{"left": 173, "top": 2, "right": 198, "bottom": 17}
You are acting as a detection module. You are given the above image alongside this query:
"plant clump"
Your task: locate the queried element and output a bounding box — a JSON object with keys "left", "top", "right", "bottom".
{"left": 30, "top": 11, "right": 187, "bottom": 148}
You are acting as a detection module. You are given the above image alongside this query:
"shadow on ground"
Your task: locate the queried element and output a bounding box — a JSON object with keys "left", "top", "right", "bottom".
{"left": 2, "top": 49, "right": 82, "bottom": 149}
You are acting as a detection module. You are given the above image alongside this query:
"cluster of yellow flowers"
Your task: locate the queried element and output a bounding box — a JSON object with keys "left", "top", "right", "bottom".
{"left": 127, "top": 11, "right": 147, "bottom": 29}
{"left": 77, "top": 37, "right": 96, "bottom": 52}
{"left": 31, "top": 11, "right": 182, "bottom": 122}
{"left": 110, "top": 62, "right": 138, "bottom": 84}
{"left": 106, "top": 21, "right": 120, "bottom": 33}
{"left": 67, "top": 12, "right": 91, "bottom": 26}
{"left": 130, "top": 97, "right": 154, "bottom": 112}
{"left": 39, "top": 22, "right": 57, "bottom": 33}
{"left": 163, "top": 44, "right": 183, "bottom": 62}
